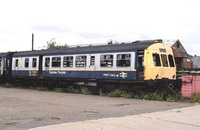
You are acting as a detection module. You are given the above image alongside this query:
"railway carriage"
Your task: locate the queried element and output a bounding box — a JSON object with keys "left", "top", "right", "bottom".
{"left": 10, "top": 40, "right": 176, "bottom": 88}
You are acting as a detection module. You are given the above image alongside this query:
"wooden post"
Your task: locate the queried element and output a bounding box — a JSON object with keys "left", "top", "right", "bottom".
{"left": 32, "top": 33, "right": 34, "bottom": 51}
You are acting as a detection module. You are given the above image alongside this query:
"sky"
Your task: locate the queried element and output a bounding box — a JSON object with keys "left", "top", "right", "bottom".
{"left": 0, "top": 0, "right": 200, "bottom": 55}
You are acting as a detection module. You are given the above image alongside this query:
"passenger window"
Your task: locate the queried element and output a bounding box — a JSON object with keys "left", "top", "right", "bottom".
{"left": 63, "top": 56, "right": 73, "bottom": 67}
{"left": 25, "top": 58, "right": 29, "bottom": 68}
{"left": 52, "top": 57, "right": 61, "bottom": 67}
{"left": 45, "top": 57, "right": 50, "bottom": 67}
{"left": 15, "top": 59, "right": 18, "bottom": 67}
{"left": 117, "top": 54, "right": 131, "bottom": 67}
{"left": 153, "top": 54, "right": 161, "bottom": 67}
{"left": 76, "top": 56, "right": 86, "bottom": 67}
{"left": 161, "top": 54, "right": 168, "bottom": 67}
{"left": 32, "top": 58, "right": 37, "bottom": 68}
{"left": 100, "top": 55, "right": 113, "bottom": 67}
{"left": 90, "top": 56, "right": 95, "bottom": 66}
{"left": 168, "top": 55, "right": 175, "bottom": 67}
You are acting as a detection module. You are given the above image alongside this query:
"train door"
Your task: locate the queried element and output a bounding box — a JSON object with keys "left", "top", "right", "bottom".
{"left": 39, "top": 55, "right": 43, "bottom": 77}
{"left": 0, "top": 57, "right": 4, "bottom": 76}
{"left": 5, "top": 53, "right": 13, "bottom": 77}
{"left": 136, "top": 51, "right": 144, "bottom": 80}
{"left": 89, "top": 55, "right": 96, "bottom": 78}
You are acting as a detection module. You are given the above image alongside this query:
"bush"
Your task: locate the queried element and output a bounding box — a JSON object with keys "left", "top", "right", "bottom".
{"left": 81, "top": 87, "right": 92, "bottom": 95}
{"left": 191, "top": 93, "right": 200, "bottom": 103}
{"left": 4, "top": 83, "right": 15, "bottom": 88}
{"left": 67, "top": 86, "right": 80, "bottom": 93}
{"left": 107, "top": 89, "right": 124, "bottom": 97}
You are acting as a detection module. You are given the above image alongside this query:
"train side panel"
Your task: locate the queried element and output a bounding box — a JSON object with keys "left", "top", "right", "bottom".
{"left": 41, "top": 51, "right": 137, "bottom": 81}
{"left": 12, "top": 56, "right": 39, "bottom": 77}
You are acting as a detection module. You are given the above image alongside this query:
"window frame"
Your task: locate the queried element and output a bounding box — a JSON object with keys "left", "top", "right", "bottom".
{"left": 90, "top": 56, "right": 95, "bottom": 66}
{"left": 116, "top": 54, "right": 131, "bottom": 67}
{"left": 45, "top": 57, "right": 50, "bottom": 67}
{"left": 168, "top": 54, "right": 175, "bottom": 67}
{"left": 24, "top": 58, "right": 29, "bottom": 68}
{"left": 52, "top": 57, "right": 61, "bottom": 68}
{"left": 161, "top": 54, "right": 169, "bottom": 67}
{"left": 152, "top": 53, "right": 161, "bottom": 67}
{"left": 32, "top": 58, "right": 37, "bottom": 68}
{"left": 76, "top": 56, "right": 87, "bottom": 67}
{"left": 63, "top": 56, "right": 73, "bottom": 67}
{"left": 100, "top": 54, "right": 113, "bottom": 67}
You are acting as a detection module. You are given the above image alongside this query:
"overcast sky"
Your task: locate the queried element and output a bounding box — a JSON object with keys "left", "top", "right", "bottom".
{"left": 0, "top": 0, "right": 200, "bottom": 55}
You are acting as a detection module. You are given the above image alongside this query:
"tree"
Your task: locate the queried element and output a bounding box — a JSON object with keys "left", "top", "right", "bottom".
{"left": 107, "top": 39, "right": 119, "bottom": 45}
{"left": 47, "top": 38, "right": 68, "bottom": 49}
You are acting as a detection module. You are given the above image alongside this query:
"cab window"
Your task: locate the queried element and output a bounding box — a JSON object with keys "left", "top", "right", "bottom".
{"left": 168, "top": 54, "right": 175, "bottom": 67}
{"left": 161, "top": 54, "right": 168, "bottom": 67}
{"left": 153, "top": 54, "right": 161, "bottom": 66}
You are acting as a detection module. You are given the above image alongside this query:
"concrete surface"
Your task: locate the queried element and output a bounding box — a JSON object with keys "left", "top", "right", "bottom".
{"left": 0, "top": 87, "right": 198, "bottom": 130}
{"left": 30, "top": 104, "right": 200, "bottom": 130}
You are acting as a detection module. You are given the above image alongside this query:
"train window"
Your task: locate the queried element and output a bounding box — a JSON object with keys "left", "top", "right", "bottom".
{"left": 168, "top": 55, "right": 175, "bottom": 67}
{"left": 90, "top": 56, "right": 95, "bottom": 66}
{"left": 52, "top": 57, "right": 61, "bottom": 67}
{"left": 25, "top": 58, "right": 29, "bottom": 68}
{"left": 100, "top": 55, "right": 113, "bottom": 67}
{"left": 63, "top": 56, "right": 73, "bottom": 67}
{"left": 153, "top": 54, "right": 161, "bottom": 67}
{"left": 15, "top": 59, "right": 18, "bottom": 67}
{"left": 117, "top": 54, "right": 131, "bottom": 67}
{"left": 32, "top": 58, "right": 37, "bottom": 68}
{"left": 45, "top": 57, "right": 50, "bottom": 67}
{"left": 76, "top": 56, "right": 86, "bottom": 67}
{"left": 160, "top": 49, "right": 166, "bottom": 53}
{"left": 161, "top": 54, "right": 168, "bottom": 67}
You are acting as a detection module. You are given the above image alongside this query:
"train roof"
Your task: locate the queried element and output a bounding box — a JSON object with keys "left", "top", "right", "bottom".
{"left": 12, "top": 40, "right": 161, "bottom": 57}
{"left": 0, "top": 52, "right": 11, "bottom": 57}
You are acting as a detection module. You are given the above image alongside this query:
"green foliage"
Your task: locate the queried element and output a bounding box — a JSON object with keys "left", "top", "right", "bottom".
{"left": 191, "top": 93, "right": 200, "bottom": 103}
{"left": 107, "top": 39, "right": 118, "bottom": 45}
{"left": 107, "top": 89, "right": 124, "bottom": 97}
{"left": 1, "top": 82, "right": 199, "bottom": 103}
{"left": 47, "top": 38, "right": 68, "bottom": 49}
{"left": 81, "top": 87, "right": 92, "bottom": 95}
{"left": 35, "top": 86, "right": 49, "bottom": 91}
{"left": 4, "top": 83, "right": 15, "bottom": 88}
{"left": 67, "top": 86, "right": 80, "bottom": 93}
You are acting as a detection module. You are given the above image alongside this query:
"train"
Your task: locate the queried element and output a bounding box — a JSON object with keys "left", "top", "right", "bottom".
{"left": 0, "top": 40, "right": 176, "bottom": 91}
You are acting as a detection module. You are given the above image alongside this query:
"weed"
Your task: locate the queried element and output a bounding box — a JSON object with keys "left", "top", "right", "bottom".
{"left": 99, "top": 89, "right": 106, "bottom": 96}
{"left": 191, "top": 93, "right": 200, "bottom": 103}
{"left": 107, "top": 89, "right": 123, "bottom": 97}
{"left": 81, "top": 87, "right": 92, "bottom": 95}
{"left": 35, "top": 86, "right": 49, "bottom": 91}
{"left": 4, "top": 83, "right": 15, "bottom": 88}
{"left": 67, "top": 86, "right": 80, "bottom": 93}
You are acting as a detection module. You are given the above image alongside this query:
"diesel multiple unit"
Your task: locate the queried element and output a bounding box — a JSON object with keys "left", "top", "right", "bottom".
{"left": 0, "top": 40, "right": 176, "bottom": 89}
